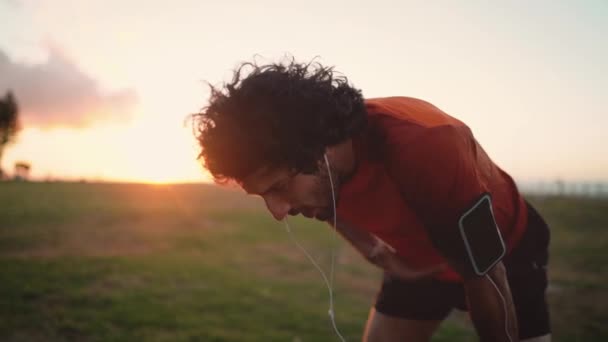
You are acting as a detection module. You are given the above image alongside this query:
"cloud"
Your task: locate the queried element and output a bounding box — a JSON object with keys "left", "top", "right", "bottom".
{"left": 0, "top": 47, "right": 138, "bottom": 128}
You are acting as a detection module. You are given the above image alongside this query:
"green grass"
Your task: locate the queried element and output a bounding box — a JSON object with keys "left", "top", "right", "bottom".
{"left": 0, "top": 182, "right": 606, "bottom": 341}
{"left": 527, "top": 196, "right": 608, "bottom": 341}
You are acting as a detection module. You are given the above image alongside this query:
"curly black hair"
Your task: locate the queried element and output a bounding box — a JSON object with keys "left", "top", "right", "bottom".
{"left": 194, "top": 59, "right": 367, "bottom": 184}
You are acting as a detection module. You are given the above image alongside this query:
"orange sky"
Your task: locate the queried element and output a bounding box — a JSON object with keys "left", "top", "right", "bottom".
{"left": 1, "top": 1, "right": 607, "bottom": 184}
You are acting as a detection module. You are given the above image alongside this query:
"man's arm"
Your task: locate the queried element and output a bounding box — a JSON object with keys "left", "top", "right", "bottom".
{"left": 427, "top": 204, "right": 520, "bottom": 342}
{"left": 378, "top": 121, "right": 521, "bottom": 340}
{"left": 333, "top": 219, "right": 445, "bottom": 280}
{"left": 463, "top": 261, "right": 518, "bottom": 342}
{"left": 335, "top": 217, "right": 518, "bottom": 341}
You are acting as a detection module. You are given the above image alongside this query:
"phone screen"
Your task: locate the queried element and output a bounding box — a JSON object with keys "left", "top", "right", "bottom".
{"left": 458, "top": 194, "right": 506, "bottom": 276}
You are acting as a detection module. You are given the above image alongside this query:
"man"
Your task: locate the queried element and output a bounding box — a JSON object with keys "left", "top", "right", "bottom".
{"left": 194, "top": 60, "right": 551, "bottom": 342}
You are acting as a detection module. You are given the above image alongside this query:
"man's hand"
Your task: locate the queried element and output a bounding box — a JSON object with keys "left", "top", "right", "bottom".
{"left": 368, "top": 240, "right": 447, "bottom": 281}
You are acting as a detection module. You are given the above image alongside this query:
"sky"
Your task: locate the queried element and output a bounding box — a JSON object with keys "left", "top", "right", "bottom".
{"left": 0, "top": 0, "right": 606, "bottom": 184}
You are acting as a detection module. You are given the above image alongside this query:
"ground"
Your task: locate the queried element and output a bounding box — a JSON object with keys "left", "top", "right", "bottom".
{"left": 0, "top": 182, "right": 606, "bottom": 341}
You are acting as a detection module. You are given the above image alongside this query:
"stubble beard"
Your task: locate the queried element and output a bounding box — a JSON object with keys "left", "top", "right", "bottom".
{"left": 313, "top": 163, "right": 341, "bottom": 222}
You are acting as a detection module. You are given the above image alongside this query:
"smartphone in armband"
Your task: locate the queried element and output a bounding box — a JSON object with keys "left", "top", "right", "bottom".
{"left": 458, "top": 193, "right": 506, "bottom": 276}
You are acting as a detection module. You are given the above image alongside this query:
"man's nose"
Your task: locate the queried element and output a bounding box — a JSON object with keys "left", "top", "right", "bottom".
{"left": 264, "top": 196, "right": 291, "bottom": 221}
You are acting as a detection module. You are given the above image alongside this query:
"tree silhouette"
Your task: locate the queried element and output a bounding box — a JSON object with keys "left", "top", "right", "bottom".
{"left": 0, "top": 91, "right": 20, "bottom": 178}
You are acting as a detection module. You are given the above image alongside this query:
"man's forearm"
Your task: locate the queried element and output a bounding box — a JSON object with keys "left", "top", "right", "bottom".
{"left": 333, "top": 219, "right": 380, "bottom": 261}
{"left": 332, "top": 220, "right": 445, "bottom": 280}
{"left": 464, "top": 262, "right": 519, "bottom": 342}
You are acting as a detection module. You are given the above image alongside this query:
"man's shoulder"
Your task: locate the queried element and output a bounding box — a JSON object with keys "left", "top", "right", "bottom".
{"left": 364, "top": 96, "right": 466, "bottom": 129}
{"left": 365, "top": 96, "right": 433, "bottom": 108}
{"left": 353, "top": 97, "right": 473, "bottom": 169}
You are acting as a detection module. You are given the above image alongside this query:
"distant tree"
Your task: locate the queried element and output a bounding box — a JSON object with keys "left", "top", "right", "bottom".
{"left": 0, "top": 91, "right": 20, "bottom": 177}
{"left": 555, "top": 179, "right": 565, "bottom": 196}
{"left": 14, "top": 161, "right": 30, "bottom": 181}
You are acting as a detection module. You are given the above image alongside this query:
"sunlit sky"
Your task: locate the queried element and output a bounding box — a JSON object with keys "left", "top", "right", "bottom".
{"left": 1, "top": 0, "right": 606, "bottom": 183}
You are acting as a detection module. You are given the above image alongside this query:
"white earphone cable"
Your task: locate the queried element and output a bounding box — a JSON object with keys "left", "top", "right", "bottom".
{"left": 281, "top": 154, "right": 346, "bottom": 341}
{"left": 283, "top": 155, "right": 511, "bottom": 342}
{"left": 325, "top": 154, "right": 339, "bottom": 313}
{"left": 486, "top": 274, "right": 513, "bottom": 342}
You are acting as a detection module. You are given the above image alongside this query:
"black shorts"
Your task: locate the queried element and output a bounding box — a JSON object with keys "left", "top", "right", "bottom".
{"left": 375, "top": 201, "right": 551, "bottom": 339}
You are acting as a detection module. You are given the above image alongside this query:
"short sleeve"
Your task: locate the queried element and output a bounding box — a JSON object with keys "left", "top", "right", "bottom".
{"left": 381, "top": 116, "right": 490, "bottom": 277}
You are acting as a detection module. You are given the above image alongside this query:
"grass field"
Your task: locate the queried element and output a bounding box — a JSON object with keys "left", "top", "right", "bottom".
{"left": 0, "top": 182, "right": 606, "bottom": 341}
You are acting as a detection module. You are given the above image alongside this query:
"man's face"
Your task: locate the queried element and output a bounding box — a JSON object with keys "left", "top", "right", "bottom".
{"left": 241, "top": 162, "right": 335, "bottom": 222}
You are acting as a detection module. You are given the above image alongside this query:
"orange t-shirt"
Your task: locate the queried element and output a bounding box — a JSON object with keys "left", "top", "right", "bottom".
{"left": 336, "top": 97, "right": 528, "bottom": 282}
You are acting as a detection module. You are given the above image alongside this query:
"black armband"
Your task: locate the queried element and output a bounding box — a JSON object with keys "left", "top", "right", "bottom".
{"left": 427, "top": 193, "right": 506, "bottom": 278}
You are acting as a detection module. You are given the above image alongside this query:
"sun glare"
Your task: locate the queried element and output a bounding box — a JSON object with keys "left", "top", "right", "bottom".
{"left": 114, "top": 114, "right": 209, "bottom": 185}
